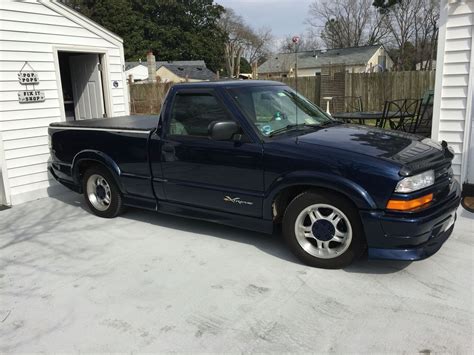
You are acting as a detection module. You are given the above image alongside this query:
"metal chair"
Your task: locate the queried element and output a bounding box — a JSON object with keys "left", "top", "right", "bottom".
{"left": 402, "top": 93, "right": 434, "bottom": 136}
{"left": 378, "top": 99, "right": 421, "bottom": 130}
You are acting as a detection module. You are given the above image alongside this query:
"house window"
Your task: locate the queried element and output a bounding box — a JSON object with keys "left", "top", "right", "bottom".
{"left": 378, "top": 56, "right": 386, "bottom": 71}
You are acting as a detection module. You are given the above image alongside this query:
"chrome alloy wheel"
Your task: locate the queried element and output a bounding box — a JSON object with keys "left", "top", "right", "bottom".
{"left": 86, "top": 174, "right": 112, "bottom": 212}
{"left": 294, "top": 203, "right": 353, "bottom": 259}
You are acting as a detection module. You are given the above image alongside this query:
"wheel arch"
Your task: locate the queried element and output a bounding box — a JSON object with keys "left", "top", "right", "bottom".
{"left": 71, "top": 150, "right": 124, "bottom": 193}
{"left": 265, "top": 171, "right": 376, "bottom": 221}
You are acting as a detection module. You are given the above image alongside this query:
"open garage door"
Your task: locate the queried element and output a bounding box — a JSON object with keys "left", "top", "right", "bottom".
{"left": 69, "top": 54, "right": 105, "bottom": 120}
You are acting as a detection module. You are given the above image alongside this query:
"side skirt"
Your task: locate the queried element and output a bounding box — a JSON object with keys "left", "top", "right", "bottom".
{"left": 156, "top": 200, "right": 274, "bottom": 234}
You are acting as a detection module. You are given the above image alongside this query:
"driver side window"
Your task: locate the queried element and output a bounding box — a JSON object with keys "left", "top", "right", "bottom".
{"left": 169, "top": 93, "right": 230, "bottom": 137}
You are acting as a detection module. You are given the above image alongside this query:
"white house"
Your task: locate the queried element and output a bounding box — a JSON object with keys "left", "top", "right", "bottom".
{"left": 125, "top": 60, "right": 216, "bottom": 83}
{"left": 0, "top": 0, "right": 130, "bottom": 206}
{"left": 432, "top": 0, "right": 473, "bottom": 194}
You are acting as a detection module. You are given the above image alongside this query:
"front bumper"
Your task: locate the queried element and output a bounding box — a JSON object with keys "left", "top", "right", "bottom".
{"left": 361, "top": 180, "right": 461, "bottom": 261}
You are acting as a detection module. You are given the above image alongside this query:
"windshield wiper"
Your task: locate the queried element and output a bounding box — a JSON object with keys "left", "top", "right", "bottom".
{"left": 268, "top": 124, "right": 307, "bottom": 137}
{"left": 268, "top": 121, "right": 341, "bottom": 137}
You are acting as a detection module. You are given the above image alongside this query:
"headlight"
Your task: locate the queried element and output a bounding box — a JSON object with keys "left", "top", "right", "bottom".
{"left": 395, "top": 170, "right": 435, "bottom": 193}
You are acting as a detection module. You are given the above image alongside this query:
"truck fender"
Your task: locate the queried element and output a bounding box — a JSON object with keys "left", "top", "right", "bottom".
{"left": 71, "top": 150, "right": 125, "bottom": 193}
{"left": 263, "top": 171, "right": 377, "bottom": 219}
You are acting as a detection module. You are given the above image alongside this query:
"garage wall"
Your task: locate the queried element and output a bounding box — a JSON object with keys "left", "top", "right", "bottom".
{"left": 432, "top": 0, "right": 474, "bottom": 183}
{"left": 0, "top": 0, "right": 129, "bottom": 205}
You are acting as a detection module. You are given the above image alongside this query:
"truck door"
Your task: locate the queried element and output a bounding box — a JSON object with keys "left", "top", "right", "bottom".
{"left": 157, "top": 88, "right": 264, "bottom": 218}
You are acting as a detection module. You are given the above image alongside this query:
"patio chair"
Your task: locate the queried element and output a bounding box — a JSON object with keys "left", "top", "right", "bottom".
{"left": 378, "top": 99, "right": 421, "bottom": 130}
{"left": 401, "top": 93, "right": 434, "bottom": 137}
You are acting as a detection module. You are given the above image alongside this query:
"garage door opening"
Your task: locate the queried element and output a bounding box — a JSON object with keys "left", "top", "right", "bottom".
{"left": 58, "top": 51, "right": 107, "bottom": 120}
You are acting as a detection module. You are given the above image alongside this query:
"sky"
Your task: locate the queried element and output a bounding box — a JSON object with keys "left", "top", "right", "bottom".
{"left": 216, "top": 0, "right": 314, "bottom": 44}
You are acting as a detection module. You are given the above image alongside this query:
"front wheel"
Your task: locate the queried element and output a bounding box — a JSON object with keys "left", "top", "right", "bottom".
{"left": 282, "top": 190, "right": 366, "bottom": 269}
{"left": 82, "top": 166, "right": 124, "bottom": 218}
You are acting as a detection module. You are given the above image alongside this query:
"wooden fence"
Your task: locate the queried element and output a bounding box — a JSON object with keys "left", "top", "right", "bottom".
{"left": 129, "top": 82, "right": 173, "bottom": 114}
{"left": 128, "top": 71, "right": 436, "bottom": 114}
{"left": 345, "top": 71, "right": 436, "bottom": 111}
{"left": 277, "top": 76, "right": 321, "bottom": 106}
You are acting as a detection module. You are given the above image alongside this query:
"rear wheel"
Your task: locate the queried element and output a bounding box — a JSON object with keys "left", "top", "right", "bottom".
{"left": 82, "top": 166, "right": 123, "bottom": 218}
{"left": 282, "top": 190, "right": 365, "bottom": 269}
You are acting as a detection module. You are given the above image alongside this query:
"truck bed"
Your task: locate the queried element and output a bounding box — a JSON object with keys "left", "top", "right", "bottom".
{"left": 50, "top": 115, "right": 159, "bottom": 132}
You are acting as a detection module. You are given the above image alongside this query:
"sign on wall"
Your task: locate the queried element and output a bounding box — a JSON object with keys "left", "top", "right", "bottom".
{"left": 17, "top": 61, "right": 45, "bottom": 103}
{"left": 18, "top": 90, "right": 45, "bottom": 103}
{"left": 18, "top": 71, "right": 39, "bottom": 84}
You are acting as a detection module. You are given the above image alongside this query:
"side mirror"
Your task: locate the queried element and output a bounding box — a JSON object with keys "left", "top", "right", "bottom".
{"left": 209, "top": 121, "right": 241, "bottom": 141}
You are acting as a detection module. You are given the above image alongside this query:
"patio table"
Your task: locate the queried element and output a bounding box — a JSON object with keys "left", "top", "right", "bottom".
{"left": 331, "top": 111, "right": 406, "bottom": 126}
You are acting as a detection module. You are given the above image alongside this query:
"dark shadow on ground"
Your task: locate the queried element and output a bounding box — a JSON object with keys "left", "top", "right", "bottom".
{"left": 50, "top": 191, "right": 411, "bottom": 274}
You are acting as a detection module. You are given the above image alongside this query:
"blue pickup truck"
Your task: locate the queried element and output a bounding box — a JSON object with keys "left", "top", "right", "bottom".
{"left": 49, "top": 80, "right": 461, "bottom": 268}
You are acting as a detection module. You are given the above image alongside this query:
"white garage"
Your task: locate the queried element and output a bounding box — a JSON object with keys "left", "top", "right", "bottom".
{"left": 0, "top": 0, "right": 129, "bottom": 206}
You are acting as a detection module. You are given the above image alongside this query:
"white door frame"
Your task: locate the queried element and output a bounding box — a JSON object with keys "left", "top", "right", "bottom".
{"left": 0, "top": 132, "right": 12, "bottom": 206}
{"left": 53, "top": 46, "right": 113, "bottom": 122}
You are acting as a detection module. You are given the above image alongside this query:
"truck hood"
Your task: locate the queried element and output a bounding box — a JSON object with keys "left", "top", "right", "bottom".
{"left": 296, "top": 124, "right": 453, "bottom": 175}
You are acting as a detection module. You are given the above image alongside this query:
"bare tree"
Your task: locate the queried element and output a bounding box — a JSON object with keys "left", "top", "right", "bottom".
{"left": 383, "top": 0, "right": 422, "bottom": 69}
{"left": 381, "top": 0, "right": 439, "bottom": 70}
{"left": 244, "top": 27, "right": 273, "bottom": 66}
{"left": 220, "top": 8, "right": 273, "bottom": 77}
{"left": 306, "top": 0, "right": 389, "bottom": 49}
{"left": 413, "top": 0, "right": 439, "bottom": 70}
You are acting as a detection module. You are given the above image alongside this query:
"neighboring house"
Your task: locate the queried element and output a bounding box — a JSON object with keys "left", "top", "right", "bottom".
{"left": 125, "top": 61, "right": 149, "bottom": 82}
{"left": 156, "top": 62, "right": 216, "bottom": 83}
{"left": 258, "top": 45, "right": 393, "bottom": 78}
{"left": 0, "top": 1, "right": 129, "bottom": 206}
{"left": 125, "top": 60, "right": 216, "bottom": 83}
{"left": 432, "top": 0, "right": 473, "bottom": 191}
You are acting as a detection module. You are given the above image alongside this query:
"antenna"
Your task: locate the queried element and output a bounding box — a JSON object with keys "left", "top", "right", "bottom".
{"left": 292, "top": 36, "right": 300, "bottom": 134}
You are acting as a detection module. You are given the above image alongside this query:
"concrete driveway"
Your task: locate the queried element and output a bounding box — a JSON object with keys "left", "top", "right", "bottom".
{"left": 0, "top": 191, "right": 472, "bottom": 353}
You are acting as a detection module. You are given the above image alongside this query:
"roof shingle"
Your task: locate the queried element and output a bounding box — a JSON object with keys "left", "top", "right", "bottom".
{"left": 258, "top": 45, "right": 382, "bottom": 74}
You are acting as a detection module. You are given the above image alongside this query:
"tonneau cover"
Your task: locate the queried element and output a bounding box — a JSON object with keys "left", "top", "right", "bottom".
{"left": 50, "top": 115, "right": 159, "bottom": 132}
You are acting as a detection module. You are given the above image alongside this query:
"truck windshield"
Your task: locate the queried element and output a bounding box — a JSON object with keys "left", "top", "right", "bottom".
{"left": 229, "top": 85, "right": 334, "bottom": 137}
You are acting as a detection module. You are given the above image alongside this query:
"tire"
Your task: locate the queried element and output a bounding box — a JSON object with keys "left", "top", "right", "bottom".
{"left": 282, "top": 190, "right": 366, "bottom": 269}
{"left": 82, "top": 165, "right": 124, "bottom": 218}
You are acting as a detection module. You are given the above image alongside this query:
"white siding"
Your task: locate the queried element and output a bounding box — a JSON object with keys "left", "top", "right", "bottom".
{"left": 432, "top": 0, "right": 474, "bottom": 183}
{"left": 0, "top": 0, "right": 129, "bottom": 205}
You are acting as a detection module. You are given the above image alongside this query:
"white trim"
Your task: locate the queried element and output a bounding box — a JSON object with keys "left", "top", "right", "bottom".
{"left": 432, "top": 0, "right": 449, "bottom": 141}
{"left": 117, "top": 40, "right": 130, "bottom": 115}
{"left": 460, "top": 19, "right": 474, "bottom": 184}
{"left": 0, "top": 132, "right": 12, "bottom": 206}
{"left": 42, "top": 1, "right": 123, "bottom": 45}
{"left": 53, "top": 46, "right": 113, "bottom": 121}
{"left": 49, "top": 126, "right": 151, "bottom": 134}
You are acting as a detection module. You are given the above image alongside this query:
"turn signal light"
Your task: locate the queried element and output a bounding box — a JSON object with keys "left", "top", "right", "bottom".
{"left": 386, "top": 193, "right": 433, "bottom": 211}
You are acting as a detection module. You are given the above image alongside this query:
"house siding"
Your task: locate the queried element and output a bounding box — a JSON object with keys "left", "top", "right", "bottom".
{"left": 0, "top": 0, "right": 129, "bottom": 205}
{"left": 432, "top": 0, "right": 473, "bottom": 182}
